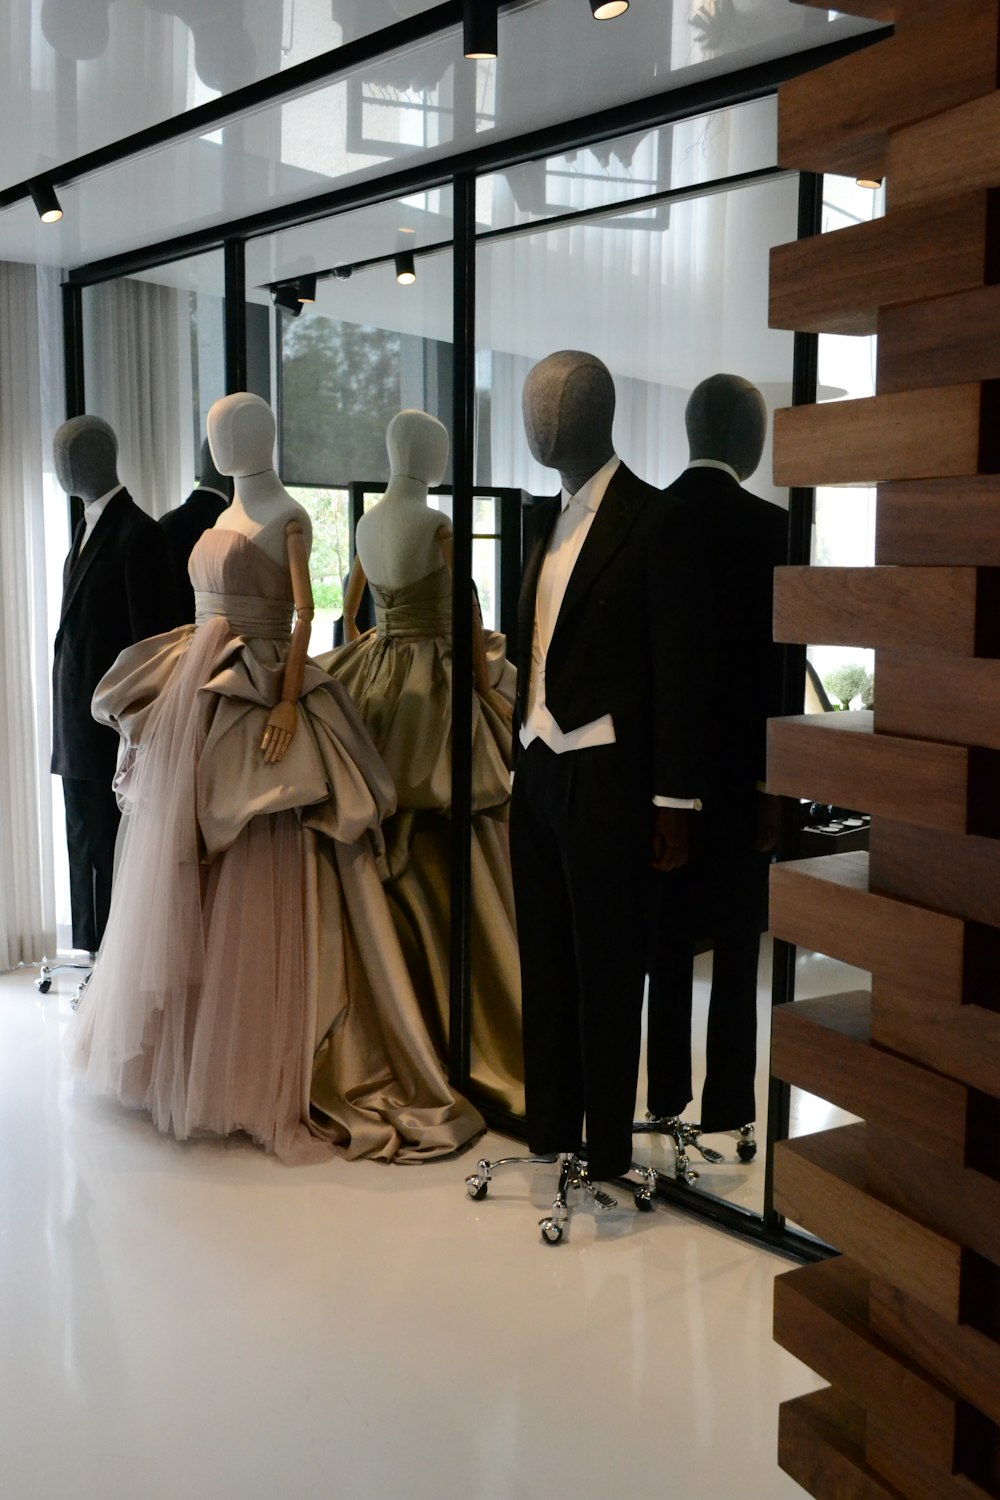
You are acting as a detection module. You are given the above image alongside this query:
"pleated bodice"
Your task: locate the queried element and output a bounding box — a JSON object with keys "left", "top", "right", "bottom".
{"left": 371, "top": 564, "right": 451, "bottom": 641}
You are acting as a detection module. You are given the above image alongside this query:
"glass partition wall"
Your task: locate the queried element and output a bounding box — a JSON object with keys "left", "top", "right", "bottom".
{"left": 63, "top": 88, "right": 829, "bottom": 1256}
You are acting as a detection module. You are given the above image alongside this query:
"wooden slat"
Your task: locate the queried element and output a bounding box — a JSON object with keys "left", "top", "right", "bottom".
{"left": 890, "top": 91, "right": 1000, "bottom": 211}
{"left": 770, "top": 853, "right": 965, "bottom": 1007}
{"left": 770, "top": 192, "right": 999, "bottom": 337}
{"left": 773, "top": 385, "right": 995, "bottom": 489}
{"left": 876, "top": 478, "right": 1000, "bottom": 566}
{"left": 866, "top": 1417, "right": 996, "bottom": 1500}
{"left": 773, "top": 566, "right": 980, "bottom": 653}
{"left": 870, "top": 1277, "right": 1000, "bottom": 1429}
{"left": 778, "top": 2, "right": 1000, "bottom": 177}
{"left": 779, "top": 1388, "right": 901, "bottom": 1500}
{"left": 869, "top": 818, "right": 1000, "bottom": 928}
{"left": 876, "top": 652, "right": 1000, "bottom": 750}
{"left": 774, "top": 1259, "right": 958, "bottom": 1472}
{"left": 768, "top": 713, "right": 970, "bottom": 832}
{"left": 866, "top": 1125, "right": 1000, "bottom": 1270}
{"left": 872, "top": 978, "right": 1000, "bottom": 1102}
{"left": 774, "top": 1125, "right": 965, "bottom": 1319}
{"left": 878, "top": 287, "right": 1000, "bottom": 395}
{"left": 771, "top": 993, "right": 969, "bottom": 1163}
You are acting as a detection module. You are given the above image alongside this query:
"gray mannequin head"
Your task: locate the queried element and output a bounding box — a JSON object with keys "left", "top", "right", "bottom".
{"left": 198, "top": 435, "right": 231, "bottom": 498}
{"left": 53, "top": 415, "right": 120, "bottom": 501}
{"left": 685, "top": 374, "right": 767, "bottom": 481}
{"left": 522, "top": 350, "right": 616, "bottom": 495}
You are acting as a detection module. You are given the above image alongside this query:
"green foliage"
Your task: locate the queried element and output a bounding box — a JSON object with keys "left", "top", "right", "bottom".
{"left": 824, "top": 662, "right": 874, "bottom": 710}
{"left": 287, "top": 487, "right": 350, "bottom": 613}
{"left": 280, "top": 314, "right": 404, "bottom": 487}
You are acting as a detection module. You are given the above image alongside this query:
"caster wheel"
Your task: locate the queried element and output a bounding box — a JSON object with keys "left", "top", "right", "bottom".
{"left": 466, "top": 1177, "right": 488, "bottom": 1201}
{"left": 634, "top": 1192, "right": 654, "bottom": 1213}
{"left": 737, "top": 1141, "right": 757, "bottom": 1163}
{"left": 36, "top": 978, "right": 51, "bottom": 993}
{"left": 540, "top": 1219, "right": 563, "bottom": 1244}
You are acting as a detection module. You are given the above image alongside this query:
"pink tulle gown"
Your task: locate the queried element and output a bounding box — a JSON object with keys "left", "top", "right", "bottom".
{"left": 67, "top": 528, "right": 484, "bottom": 1163}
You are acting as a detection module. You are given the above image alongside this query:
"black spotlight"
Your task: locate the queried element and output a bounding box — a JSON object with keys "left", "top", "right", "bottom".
{"left": 271, "top": 283, "right": 303, "bottom": 316}
{"left": 463, "top": 0, "right": 497, "bottom": 58}
{"left": 394, "top": 250, "right": 417, "bottom": 286}
{"left": 294, "top": 273, "right": 317, "bottom": 303}
{"left": 29, "top": 178, "right": 63, "bottom": 223}
{"left": 590, "top": 0, "right": 629, "bottom": 16}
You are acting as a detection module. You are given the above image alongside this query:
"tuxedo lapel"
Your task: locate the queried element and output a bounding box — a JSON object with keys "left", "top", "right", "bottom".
{"left": 517, "top": 496, "right": 559, "bottom": 660}
{"left": 59, "top": 490, "right": 128, "bottom": 626}
{"left": 550, "top": 464, "right": 646, "bottom": 646}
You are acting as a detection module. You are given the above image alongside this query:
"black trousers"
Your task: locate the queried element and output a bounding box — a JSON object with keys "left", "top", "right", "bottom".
{"left": 510, "top": 738, "right": 651, "bottom": 1181}
{"left": 646, "top": 839, "right": 768, "bottom": 1132}
{"left": 62, "top": 776, "right": 120, "bottom": 953}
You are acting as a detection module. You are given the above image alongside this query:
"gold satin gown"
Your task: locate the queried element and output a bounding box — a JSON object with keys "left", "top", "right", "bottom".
{"left": 319, "top": 563, "right": 525, "bottom": 1116}
{"left": 67, "top": 528, "right": 485, "bottom": 1163}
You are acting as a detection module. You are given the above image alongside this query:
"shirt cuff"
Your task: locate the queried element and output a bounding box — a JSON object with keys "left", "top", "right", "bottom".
{"left": 653, "top": 796, "right": 702, "bottom": 810}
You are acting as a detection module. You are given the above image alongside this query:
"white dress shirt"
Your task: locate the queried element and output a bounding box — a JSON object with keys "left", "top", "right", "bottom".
{"left": 686, "top": 458, "right": 741, "bottom": 482}
{"left": 78, "top": 483, "right": 124, "bottom": 554}
{"left": 520, "top": 455, "right": 621, "bottom": 754}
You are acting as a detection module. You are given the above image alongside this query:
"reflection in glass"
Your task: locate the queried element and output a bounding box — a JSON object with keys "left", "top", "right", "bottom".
{"left": 81, "top": 250, "right": 226, "bottom": 518}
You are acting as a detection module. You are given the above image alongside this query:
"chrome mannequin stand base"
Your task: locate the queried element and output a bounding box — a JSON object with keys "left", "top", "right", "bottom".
{"left": 465, "top": 1151, "right": 659, "bottom": 1244}
{"left": 633, "top": 1114, "right": 755, "bottom": 1186}
{"left": 36, "top": 955, "right": 94, "bottom": 1004}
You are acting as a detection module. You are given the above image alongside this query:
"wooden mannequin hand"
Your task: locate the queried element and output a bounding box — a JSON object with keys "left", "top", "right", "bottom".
{"left": 651, "top": 806, "right": 696, "bottom": 871}
{"left": 261, "top": 699, "right": 297, "bottom": 763}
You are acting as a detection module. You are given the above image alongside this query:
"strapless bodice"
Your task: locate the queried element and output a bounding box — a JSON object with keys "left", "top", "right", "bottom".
{"left": 370, "top": 563, "right": 451, "bottom": 640}
{"left": 190, "top": 527, "right": 294, "bottom": 639}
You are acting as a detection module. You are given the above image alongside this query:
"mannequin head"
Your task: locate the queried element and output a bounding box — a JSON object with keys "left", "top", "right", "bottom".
{"left": 386, "top": 410, "right": 449, "bottom": 487}
{"left": 198, "top": 435, "right": 231, "bottom": 497}
{"left": 685, "top": 374, "right": 767, "bottom": 481}
{"left": 522, "top": 351, "right": 616, "bottom": 495}
{"left": 53, "top": 416, "right": 120, "bottom": 501}
{"left": 206, "top": 393, "right": 276, "bottom": 478}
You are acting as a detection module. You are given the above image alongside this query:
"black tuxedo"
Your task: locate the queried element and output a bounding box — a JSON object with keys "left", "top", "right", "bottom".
{"left": 159, "top": 486, "right": 228, "bottom": 623}
{"left": 645, "top": 465, "right": 788, "bottom": 1131}
{"left": 53, "top": 488, "right": 179, "bottom": 950}
{"left": 510, "top": 463, "right": 669, "bottom": 1181}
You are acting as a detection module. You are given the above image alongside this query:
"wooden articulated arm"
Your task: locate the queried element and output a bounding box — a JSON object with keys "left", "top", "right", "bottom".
{"left": 261, "top": 520, "right": 314, "bottom": 764}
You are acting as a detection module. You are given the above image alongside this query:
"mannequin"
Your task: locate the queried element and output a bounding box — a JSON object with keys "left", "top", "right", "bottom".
{"left": 159, "top": 437, "right": 232, "bottom": 623}
{"left": 342, "top": 409, "right": 494, "bottom": 698}
{"left": 208, "top": 392, "right": 312, "bottom": 763}
{"left": 68, "top": 393, "right": 483, "bottom": 1164}
{"left": 51, "top": 414, "right": 177, "bottom": 953}
{"left": 511, "top": 350, "right": 673, "bottom": 1184}
{"left": 646, "top": 373, "right": 788, "bottom": 1138}
{"left": 321, "top": 408, "right": 523, "bottom": 1114}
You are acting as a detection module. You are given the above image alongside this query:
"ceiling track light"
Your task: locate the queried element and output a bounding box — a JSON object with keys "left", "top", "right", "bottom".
{"left": 590, "top": 0, "right": 629, "bottom": 16}
{"left": 856, "top": 175, "right": 884, "bottom": 189}
{"left": 394, "top": 250, "right": 417, "bottom": 285}
{"left": 29, "top": 178, "right": 63, "bottom": 223}
{"left": 271, "top": 283, "right": 304, "bottom": 316}
{"left": 294, "top": 273, "right": 317, "bottom": 303}
{"left": 463, "top": 0, "right": 498, "bottom": 59}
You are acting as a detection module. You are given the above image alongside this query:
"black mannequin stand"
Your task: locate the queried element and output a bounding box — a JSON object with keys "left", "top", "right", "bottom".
{"left": 464, "top": 1151, "right": 659, "bottom": 1244}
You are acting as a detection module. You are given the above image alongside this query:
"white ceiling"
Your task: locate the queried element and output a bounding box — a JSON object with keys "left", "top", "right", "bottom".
{"left": 1, "top": 0, "right": 880, "bottom": 272}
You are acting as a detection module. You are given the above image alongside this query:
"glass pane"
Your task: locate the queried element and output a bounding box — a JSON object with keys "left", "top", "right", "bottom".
{"left": 82, "top": 249, "right": 226, "bottom": 519}
{"left": 475, "top": 123, "right": 799, "bottom": 1207}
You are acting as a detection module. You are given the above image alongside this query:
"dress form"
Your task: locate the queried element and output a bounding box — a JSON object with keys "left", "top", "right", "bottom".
{"left": 352, "top": 409, "right": 450, "bottom": 591}
{"left": 208, "top": 392, "right": 312, "bottom": 566}
{"left": 206, "top": 392, "right": 312, "bottom": 763}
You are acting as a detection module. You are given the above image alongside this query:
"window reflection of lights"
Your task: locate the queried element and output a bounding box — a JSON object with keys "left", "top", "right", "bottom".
{"left": 394, "top": 250, "right": 417, "bottom": 285}
{"left": 590, "top": 0, "right": 629, "bottom": 16}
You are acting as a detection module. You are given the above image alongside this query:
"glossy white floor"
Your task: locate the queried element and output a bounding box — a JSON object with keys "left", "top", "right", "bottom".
{"left": 1, "top": 964, "right": 819, "bottom": 1500}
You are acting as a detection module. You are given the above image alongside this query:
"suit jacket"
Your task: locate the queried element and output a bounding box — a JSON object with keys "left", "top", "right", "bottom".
{"left": 651, "top": 465, "right": 788, "bottom": 817}
{"left": 514, "top": 462, "right": 669, "bottom": 793}
{"left": 159, "top": 486, "right": 229, "bottom": 622}
{"left": 52, "top": 488, "right": 180, "bottom": 780}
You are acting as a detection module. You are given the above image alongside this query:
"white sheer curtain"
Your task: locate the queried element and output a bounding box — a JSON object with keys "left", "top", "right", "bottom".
{"left": 0, "top": 262, "right": 60, "bottom": 969}
{"left": 83, "top": 278, "right": 194, "bottom": 518}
